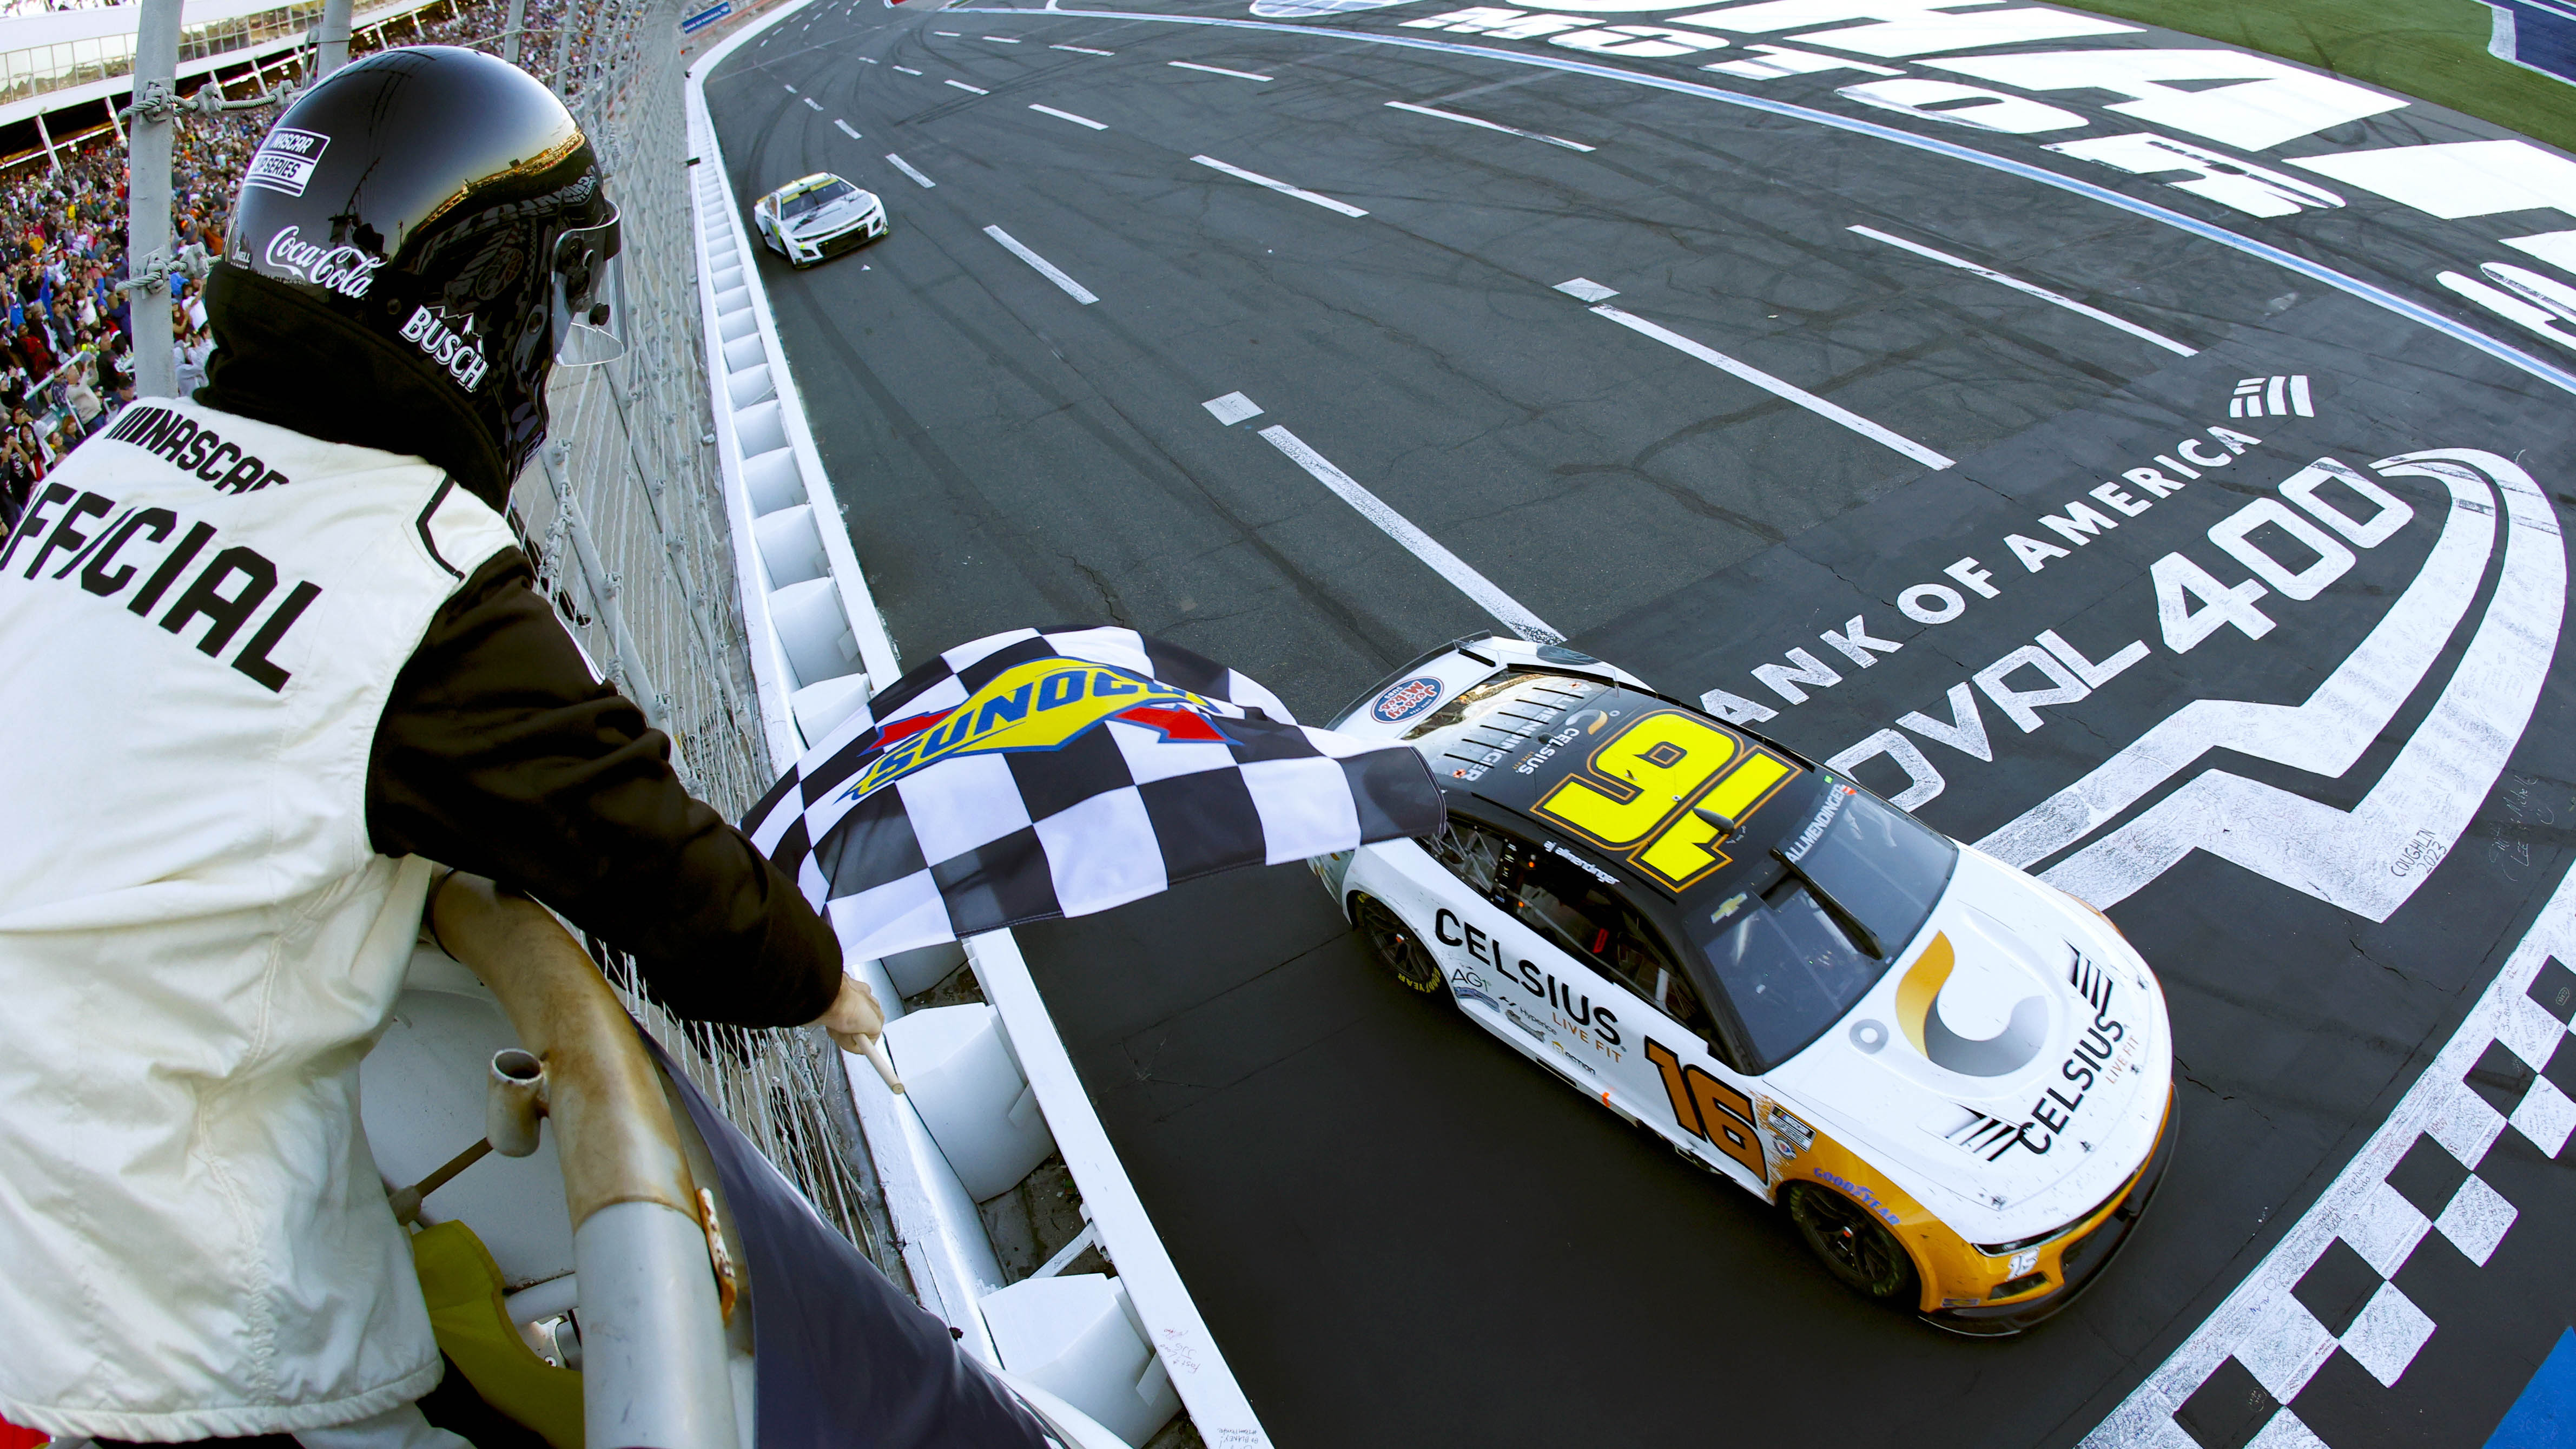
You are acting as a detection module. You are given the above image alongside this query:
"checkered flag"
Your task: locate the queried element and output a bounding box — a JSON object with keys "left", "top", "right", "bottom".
{"left": 743, "top": 626, "right": 1445, "bottom": 961}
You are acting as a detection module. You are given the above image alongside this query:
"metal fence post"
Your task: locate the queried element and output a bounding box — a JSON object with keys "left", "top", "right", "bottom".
{"left": 317, "top": 0, "right": 353, "bottom": 76}
{"left": 127, "top": 0, "right": 180, "bottom": 400}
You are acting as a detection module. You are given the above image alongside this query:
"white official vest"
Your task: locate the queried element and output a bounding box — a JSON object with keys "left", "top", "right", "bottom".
{"left": 0, "top": 400, "right": 513, "bottom": 1440}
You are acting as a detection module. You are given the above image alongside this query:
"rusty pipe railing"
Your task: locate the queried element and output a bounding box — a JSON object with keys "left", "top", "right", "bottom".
{"left": 429, "top": 872, "right": 743, "bottom": 1449}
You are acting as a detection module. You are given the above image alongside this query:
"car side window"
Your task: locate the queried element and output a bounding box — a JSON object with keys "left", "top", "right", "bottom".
{"left": 1515, "top": 854, "right": 1708, "bottom": 1030}
{"left": 1426, "top": 819, "right": 1514, "bottom": 895}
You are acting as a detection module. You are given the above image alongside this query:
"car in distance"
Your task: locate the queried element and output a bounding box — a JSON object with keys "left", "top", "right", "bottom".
{"left": 751, "top": 173, "right": 886, "bottom": 268}
{"left": 1312, "top": 634, "right": 2176, "bottom": 1334}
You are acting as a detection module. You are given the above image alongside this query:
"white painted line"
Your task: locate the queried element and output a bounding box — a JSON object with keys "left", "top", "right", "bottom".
{"left": 885, "top": 152, "right": 935, "bottom": 187}
{"left": 933, "top": 28, "right": 960, "bottom": 34}
{"left": 834, "top": 118, "right": 861, "bottom": 138}
{"left": 1202, "top": 390, "right": 1263, "bottom": 425}
{"left": 984, "top": 225, "right": 1100, "bottom": 304}
{"left": 968, "top": 930, "right": 1279, "bottom": 1449}
{"left": 1257, "top": 424, "right": 1562, "bottom": 643}
{"left": 893, "top": 64, "right": 921, "bottom": 74}
{"left": 1385, "top": 99, "right": 1593, "bottom": 152}
{"left": 1589, "top": 304, "right": 1955, "bottom": 470}
{"left": 803, "top": 95, "right": 822, "bottom": 110}
{"left": 1189, "top": 155, "right": 1367, "bottom": 217}
{"left": 982, "top": 34, "right": 1020, "bottom": 41}
{"left": 1051, "top": 43, "right": 1114, "bottom": 54}
{"left": 1554, "top": 276, "right": 1617, "bottom": 302}
{"left": 946, "top": 78, "right": 989, "bottom": 94}
{"left": 1169, "top": 60, "right": 1271, "bottom": 81}
{"left": 1028, "top": 102, "right": 1107, "bottom": 129}
{"left": 1846, "top": 225, "right": 2197, "bottom": 358}
{"left": 857, "top": 55, "right": 876, "bottom": 62}
{"left": 783, "top": 82, "right": 797, "bottom": 91}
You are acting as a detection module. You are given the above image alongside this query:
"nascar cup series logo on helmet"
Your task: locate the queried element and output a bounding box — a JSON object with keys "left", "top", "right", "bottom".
{"left": 843, "top": 659, "right": 1236, "bottom": 805}
{"left": 1371, "top": 676, "right": 1443, "bottom": 723}
{"left": 243, "top": 128, "right": 328, "bottom": 198}
{"left": 263, "top": 226, "right": 384, "bottom": 299}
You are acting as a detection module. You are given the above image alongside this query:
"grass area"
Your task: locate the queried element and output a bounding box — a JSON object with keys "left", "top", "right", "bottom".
{"left": 2068, "top": 0, "right": 2576, "bottom": 155}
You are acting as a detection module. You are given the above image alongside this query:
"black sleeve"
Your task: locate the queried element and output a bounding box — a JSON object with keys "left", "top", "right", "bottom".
{"left": 368, "top": 548, "right": 842, "bottom": 1028}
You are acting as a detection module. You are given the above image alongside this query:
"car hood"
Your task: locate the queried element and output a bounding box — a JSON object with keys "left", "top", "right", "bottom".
{"left": 785, "top": 193, "right": 879, "bottom": 236}
{"left": 1767, "top": 848, "right": 2171, "bottom": 1245}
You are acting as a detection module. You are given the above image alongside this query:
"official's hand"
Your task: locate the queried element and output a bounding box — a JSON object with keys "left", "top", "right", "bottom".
{"left": 817, "top": 974, "right": 903, "bottom": 1093}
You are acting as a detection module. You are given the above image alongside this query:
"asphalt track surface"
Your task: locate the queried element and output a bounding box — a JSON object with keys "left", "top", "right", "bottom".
{"left": 705, "top": 5, "right": 2576, "bottom": 1445}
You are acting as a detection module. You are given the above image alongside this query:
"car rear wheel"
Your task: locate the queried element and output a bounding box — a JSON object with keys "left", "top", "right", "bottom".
{"left": 1354, "top": 895, "right": 1443, "bottom": 994}
{"left": 1785, "top": 1182, "right": 1920, "bottom": 1304}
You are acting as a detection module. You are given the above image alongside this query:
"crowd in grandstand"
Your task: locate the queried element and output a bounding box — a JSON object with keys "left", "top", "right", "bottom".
{"left": 0, "top": 0, "right": 586, "bottom": 528}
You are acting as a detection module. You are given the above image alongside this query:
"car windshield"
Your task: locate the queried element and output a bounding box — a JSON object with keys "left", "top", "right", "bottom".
{"left": 780, "top": 181, "right": 855, "bottom": 219}
{"left": 1688, "top": 780, "right": 1957, "bottom": 1072}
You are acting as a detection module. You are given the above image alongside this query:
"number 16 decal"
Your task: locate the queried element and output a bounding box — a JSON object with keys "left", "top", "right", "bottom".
{"left": 1646, "top": 1037, "right": 1767, "bottom": 1182}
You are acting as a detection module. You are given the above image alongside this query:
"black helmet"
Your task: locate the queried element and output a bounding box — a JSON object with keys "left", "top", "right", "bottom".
{"left": 207, "top": 45, "right": 623, "bottom": 499}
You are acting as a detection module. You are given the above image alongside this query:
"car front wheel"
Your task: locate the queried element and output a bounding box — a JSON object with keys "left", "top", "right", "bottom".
{"left": 1353, "top": 895, "right": 1443, "bottom": 994}
{"left": 1785, "top": 1182, "right": 1920, "bottom": 1305}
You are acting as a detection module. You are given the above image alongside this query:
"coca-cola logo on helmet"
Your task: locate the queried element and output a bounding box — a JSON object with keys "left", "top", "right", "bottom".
{"left": 264, "top": 225, "right": 386, "bottom": 299}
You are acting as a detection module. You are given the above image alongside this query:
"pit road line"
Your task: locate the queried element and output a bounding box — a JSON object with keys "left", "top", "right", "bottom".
{"left": 1385, "top": 99, "right": 1593, "bottom": 152}
{"left": 1255, "top": 423, "right": 1563, "bottom": 643}
{"left": 983, "top": 225, "right": 1100, "bottom": 304}
{"left": 1847, "top": 225, "right": 2197, "bottom": 358}
{"left": 1190, "top": 155, "right": 1368, "bottom": 217}
{"left": 1582, "top": 298, "right": 1956, "bottom": 470}
{"left": 1029, "top": 102, "right": 1107, "bottom": 129}
{"left": 1170, "top": 59, "right": 1271, "bottom": 81}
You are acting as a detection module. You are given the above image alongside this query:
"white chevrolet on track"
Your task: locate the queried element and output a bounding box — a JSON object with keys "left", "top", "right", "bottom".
{"left": 1314, "top": 635, "right": 2176, "bottom": 1333}
{"left": 751, "top": 172, "right": 887, "bottom": 267}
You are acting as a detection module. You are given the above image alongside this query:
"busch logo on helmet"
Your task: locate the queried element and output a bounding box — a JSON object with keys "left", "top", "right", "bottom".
{"left": 264, "top": 225, "right": 383, "bottom": 299}
{"left": 399, "top": 306, "right": 491, "bottom": 392}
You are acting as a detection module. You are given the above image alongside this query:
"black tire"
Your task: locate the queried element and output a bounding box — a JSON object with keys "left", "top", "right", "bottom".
{"left": 1353, "top": 895, "right": 1443, "bottom": 994}
{"left": 1785, "top": 1182, "right": 1921, "bottom": 1304}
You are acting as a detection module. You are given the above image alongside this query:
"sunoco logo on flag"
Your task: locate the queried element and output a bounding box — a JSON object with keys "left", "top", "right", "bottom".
{"left": 745, "top": 625, "right": 1446, "bottom": 961}
{"left": 847, "top": 659, "right": 1234, "bottom": 804}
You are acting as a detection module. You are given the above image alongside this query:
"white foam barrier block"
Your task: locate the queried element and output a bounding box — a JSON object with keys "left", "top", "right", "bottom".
{"left": 754, "top": 505, "right": 828, "bottom": 588}
{"left": 768, "top": 576, "right": 863, "bottom": 688}
{"left": 734, "top": 400, "right": 788, "bottom": 458}
{"left": 722, "top": 333, "right": 769, "bottom": 374}
{"left": 790, "top": 673, "right": 873, "bottom": 743}
{"left": 740, "top": 450, "right": 804, "bottom": 517}
{"left": 726, "top": 363, "right": 777, "bottom": 410}
{"left": 884, "top": 940, "right": 968, "bottom": 998}
{"left": 884, "top": 1004, "right": 1055, "bottom": 1201}
{"left": 981, "top": 1274, "right": 1180, "bottom": 1448}
{"left": 718, "top": 309, "right": 761, "bottom": 343}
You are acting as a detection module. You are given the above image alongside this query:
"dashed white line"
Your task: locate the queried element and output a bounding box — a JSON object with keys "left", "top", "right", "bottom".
{"left": 1029, "top": 103, "right": 1107, "bottom": 130}
{"left": 934, "top": 29, "right": 960, "bottom": 34}
{"left": 803, "top": 96, "right": 822, "bottom": 110}
{"left": 1846, "top": 225, "right": 2198, "bottom": 358}
{"left": 1169, "top": 60, "right": 1271, "bottom": 81}
{"left": 834, "top": 118, "right": 861, "bottom": 138}
{"left": 894, "top": 64, "right": 922, "bottom": 75}
{"left": 947, "top": 79, "right": 989, "bottom": 94}
{"left": 1203, "top": 391, "right": 1263, "bottom": 425}
{"left": 1051, "top": 43, "right": 1114, "bottom": 55}
{"left": 857, "top": 55, "right": 877, "bottom": 63}
{"left": 783, "top": 82, "right": 798, "bottom": 91}
{"left": 984, "top": 225, "right": 1099, "bottom": 304}
{"left": 1189, "top": 155, "right": 1367, "bottom": 217}
{"left": 1385, "top": 100, "right": 1593, "bottom": 152}
{"left": 1578, "top": 293, "right": 1955, "bottom": 470}
{"left": 1255, "top": 424, "right": 1563, "bottom": 644}
{"left": 885, "top": 153, "right": 936, "bottom": 187}
{"left": 982, "top": 34, "right": 1020, "bottom": 42}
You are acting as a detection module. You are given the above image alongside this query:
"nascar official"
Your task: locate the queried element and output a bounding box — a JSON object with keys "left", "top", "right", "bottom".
{"left": 0, "top": 48, "right": 881, "bottom": 1447}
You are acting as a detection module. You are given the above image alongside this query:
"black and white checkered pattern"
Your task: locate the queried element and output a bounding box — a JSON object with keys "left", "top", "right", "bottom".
{"left": 742, "top": 627, "right": 1444, "bottom": 961}
{"left": 2084, "top": 872, "right": 2576, "bottom": 1449}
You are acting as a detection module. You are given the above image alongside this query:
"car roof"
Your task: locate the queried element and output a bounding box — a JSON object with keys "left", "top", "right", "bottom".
{"left": 1412, "top": 674, "right": 1820, "bottom": 908}
{"left": 773, "top": 173, "right": 848, "bottom": 198}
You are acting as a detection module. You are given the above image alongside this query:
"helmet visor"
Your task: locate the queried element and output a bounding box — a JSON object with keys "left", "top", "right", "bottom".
{"left": 551, "top": 208, "right": 626, "bottom": 367}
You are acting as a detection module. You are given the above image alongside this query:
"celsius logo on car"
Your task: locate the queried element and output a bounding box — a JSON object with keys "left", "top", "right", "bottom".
{"left": 265, "top": 226, "right": 383, "bottom": 299}
{"left": 400, "top": 307, "right": 491, "bottom": 393}
{"left": 243, "top": 128, "right": 328, "bottom": 197}
{"left": 1372, "top": 676, "right": 1442, "bottom": 723}
{"left": 1895, "top": 934, "right": 2048, "bottom": 1078}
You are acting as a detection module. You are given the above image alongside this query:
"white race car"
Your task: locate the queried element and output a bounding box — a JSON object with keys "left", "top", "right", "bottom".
{"left": 751, "top": 172, "right": 887, "bottom": 268}
{"left": 1315, "top": 635, "right": 2176, "bottom": 1333}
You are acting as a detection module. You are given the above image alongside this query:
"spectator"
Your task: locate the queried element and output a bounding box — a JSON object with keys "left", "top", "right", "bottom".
{"left": 62, "top": 359, "right": 98, "bottom": 438}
